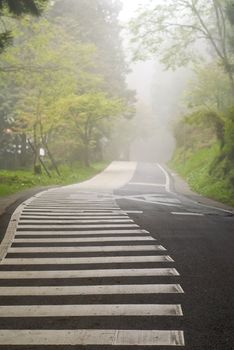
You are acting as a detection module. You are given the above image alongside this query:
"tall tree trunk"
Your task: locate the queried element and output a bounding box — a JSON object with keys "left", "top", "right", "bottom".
{"left": 84, "top": 143, "right": 90, "bottom": 167}
{"left": 20, "top": 133, "right": 27, "bottom": 168}
{"left": 43, "top": 140, "right": 60, "bottom": 176}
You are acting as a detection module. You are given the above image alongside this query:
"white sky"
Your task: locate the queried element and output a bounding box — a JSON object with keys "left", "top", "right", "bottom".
{"left": 119, "top": 0, "right": 149, "bottom": 21}
{"left": 119, "top": 0, "right": 154, "bottom": 107}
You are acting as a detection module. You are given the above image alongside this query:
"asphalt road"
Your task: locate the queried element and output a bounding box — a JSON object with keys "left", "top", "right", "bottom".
{"left": 0, "top": 161, "right": 233, "bottom": 349}
{"left": 115, "top": 162, "right": 234, "bottom": 350}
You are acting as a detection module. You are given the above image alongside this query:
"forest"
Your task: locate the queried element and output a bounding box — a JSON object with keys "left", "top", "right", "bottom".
{"left": 0, "top": 0, "right": 234, "bottom": 206}
{"left": 130, "top": 0, "right": 234, "bottom": 205}
{"left": 0, "top": 0, "right": 136, "bottom": 194}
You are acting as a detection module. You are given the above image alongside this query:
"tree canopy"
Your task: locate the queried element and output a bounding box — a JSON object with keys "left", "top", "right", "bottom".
{"left": 0, "top": 0, "right": 49, "bottom": 53}
{"left": 0, "top": 0, "right": 135, "bottom": 172}
{"left": 130, "top": 0, "right": 234, "bottom": 91}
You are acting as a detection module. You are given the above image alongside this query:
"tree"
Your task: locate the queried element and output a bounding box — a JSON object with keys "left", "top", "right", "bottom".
{"left": 0, "top": 0, "right": 48, "bottom": 53}
{"left": 226, "top": 1, "right": 234, "bottom": 24}
{"left": 0, "top": 1, "right": 134, "bottom": 172}
{"left": 57, "top": 93, "right": 125, "bottom": 166}
{"left": 185, "top": 61, "right": 233, "bottom": 111}
{"left": 0, "top": 15, "right": 97, "bottom": 172}
{"left": 51, "top": 0, "right": 133, "bottom": 100}
{"left": 130, "top": 0, "right": 234, "bottom": 92}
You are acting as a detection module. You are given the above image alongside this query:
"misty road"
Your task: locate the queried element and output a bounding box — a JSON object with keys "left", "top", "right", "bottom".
{"left": 0, "top": 161, "right": 233, "bottom": 349}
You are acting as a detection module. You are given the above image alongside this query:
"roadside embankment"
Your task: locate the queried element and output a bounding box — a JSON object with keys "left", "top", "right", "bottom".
{"left": 169, "top": 143, "right": 234, "bottom": 207}
{"left": 0, "top": 162, "right": 108, "bottom": 214}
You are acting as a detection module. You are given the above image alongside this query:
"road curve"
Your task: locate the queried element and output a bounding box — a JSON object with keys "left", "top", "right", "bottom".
{"left": 0, "top": 161, "right": 233, "bottom": 349}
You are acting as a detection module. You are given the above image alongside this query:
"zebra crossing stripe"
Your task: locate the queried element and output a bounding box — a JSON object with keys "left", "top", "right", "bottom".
{"left": 14, "top": 236, "right": 155, "bottom": 243}
{"left": 25, "top": 207, "right": 120, "bottom": 210}
{"left": 20, "top": 215, "right": 128, "bottom": 219}
{"left": 2, "top": 255, "right": 173, "bottom": 265}
{"left": 0, "top": 268, "right": 179, "bottom": 279}
{"left": 23, "top": 209, "right": 123, "bottom": 212}
{"left": 9, "top": 245, "right": 166, "bottom": 253}
{"left": 0, "top": 329, "right": 185, "bottom": 346}
{"left": 18, "top": 219, "right": 133, "bottom": 224}
{"left": 0, "top": 168, "right": 185, "bottom": 348}
{"left": 15, "top": 229, "right": 149, "bottom": 236}
{"left": 0, "top": 284, "right": 183, "bottom": 295}
{"left": 0, "top": 304, "right": 183, "bottom": 317}
{"left": 17, "top": 224, "right": 139, "bottom": 230}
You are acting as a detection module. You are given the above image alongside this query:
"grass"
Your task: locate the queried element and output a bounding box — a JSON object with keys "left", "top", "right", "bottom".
{"left": 169, "top": 143, "right": 234, "bottom": 207}
{"left": 0, "top": 161, "right": 109, "bottom": 197}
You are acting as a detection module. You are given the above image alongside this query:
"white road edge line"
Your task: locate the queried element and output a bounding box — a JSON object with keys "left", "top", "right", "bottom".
{"left": 157, "top": 163, "right": 171, "bottom": 192}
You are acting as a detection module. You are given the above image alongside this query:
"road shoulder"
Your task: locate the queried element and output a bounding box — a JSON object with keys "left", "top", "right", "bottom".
{"left": 165, "top": 165, "right": 234, "bottom": 213}
{"left": 0, "top": 186, "right": 56, "bottom": 243}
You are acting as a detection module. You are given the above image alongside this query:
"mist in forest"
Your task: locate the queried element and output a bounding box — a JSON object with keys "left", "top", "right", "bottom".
{"left": 1, "top": 0, "right": 233, "bottom": 184}
{"left": 120, "top": 0, "right": 190, "bottom": 163}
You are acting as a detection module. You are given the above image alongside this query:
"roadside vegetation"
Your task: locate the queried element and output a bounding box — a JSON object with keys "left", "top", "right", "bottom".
{"left": 130, "top": 0, "right": 234, "bottom": 206}
{"left": 0, "top": 161, "right": 108, "bottom": 196}
{"left": 171, "top": 143, "right": 234, "bottom": 206}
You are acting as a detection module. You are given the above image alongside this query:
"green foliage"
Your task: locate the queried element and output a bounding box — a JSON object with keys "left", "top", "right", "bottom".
{"left": 0, "top": 1, "right": 133, "bottom": 173}
{"left": 224, "top": 107, "right": 234, "bottom": 161}
{"left": 56, "top": 92, "right": 125, "bottom": 166}
{"left": 185, "top": 62, "right": 233, "bottom": 111}
{"left": 170, "top": 143, "right": 234, "bottom": 206}
{"left": 171, "top": 103, "right": 234, "bottom": 206}
{"left": 0, "top": 0, "right": 49, "bottom": 53}
{"left": 226, "top": 1, "right": 234, "bottom": 25}
{"left": 50, "top": 0, "right": 133, "bottom": 100}
{"left": 0, "top": 0, "right": 48, "bottom": 16}
{"left": 130, "top": 0, "right": 234, "bottom": 90}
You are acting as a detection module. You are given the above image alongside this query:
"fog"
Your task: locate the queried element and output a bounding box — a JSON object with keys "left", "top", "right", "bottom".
{"left": 120, "top": 0, "right": 190, "bottom": 163}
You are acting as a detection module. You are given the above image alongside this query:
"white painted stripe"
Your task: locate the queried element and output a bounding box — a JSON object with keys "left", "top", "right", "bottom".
{"left": 14, "top": 236, "right": 155, "bottom": 243}
{"left": 28, "top": 202, "right": 118, "bottom": 204}
{"left": 33, "top": 201, "right": 115, "bottom": 204}
{"left": 31, "top": 201, "right": 115, "bottom": 203}
{"left": 15, "top": 229, "right": 148, "bottom": 236}
{"left": 18, "top": 219, "right": 133, "bottom": 224}
{"left": 0, "top": 268, "right": 179, "bottom": 279}
{"left": 0, "top": 283, "right": 183, "bottom": 295}
{"left": 171, "top": 212, "right": 204, "bottom": 216}
{"left": 124, "top": 211, "right": 143, "bottom": 214}
{"left": 0, "top": 304, "right": 183, "bottom": 317}
{"left": 26, "top": 207, "right": 119, "bottom": 210}
{"left": 9, "top": 245, "right": 166, "bottom": 253}
{"left": 129, "top": 182, "right": 165, "bottom": 187}
{"left": 157, "top": 163, "right": 171, "bottom": 192}
{"left": 2, "top": 255, "right": 173, "bottom": 265}
{"left": 20, "top": 215, "right": 128, "bottom": 219}
{"left": 28, "top": 202, "right": 117, "bottom": 205}
{"left": 0, "top": 329, "right": 185, "bottom": 346}
{"left": 124, "top": 196, "right": 181, "bottom": 208}
{"left": 17, "top": 224, "right": 139, "bottom": 229}
{"left": 32, "top": 204, "right": 116, "bottom": 207}
{"left": 23, "top": 209, "right": 123, "bottom": 212}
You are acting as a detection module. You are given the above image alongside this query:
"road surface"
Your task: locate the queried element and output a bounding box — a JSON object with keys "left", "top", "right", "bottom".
{"left": 0, "top": 161, "right": 233, "bottom": 349}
